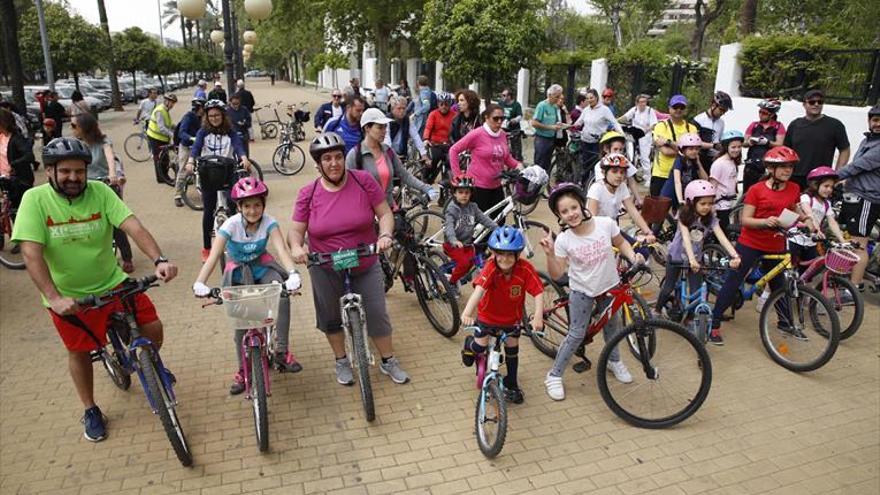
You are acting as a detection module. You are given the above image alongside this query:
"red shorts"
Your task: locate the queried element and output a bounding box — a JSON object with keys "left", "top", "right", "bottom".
{"left": 49, "top": 292, "right": 159, "bottom": 352}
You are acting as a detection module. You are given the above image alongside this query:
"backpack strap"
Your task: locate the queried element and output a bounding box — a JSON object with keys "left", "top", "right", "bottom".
{"left": 354, "top": 143, "right": 363, "bottom": 170}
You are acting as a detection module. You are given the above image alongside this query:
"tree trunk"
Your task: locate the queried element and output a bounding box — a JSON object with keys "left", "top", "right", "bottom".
{"left": 0, "top": 0, "right": 26, "bottom": 113}
{"left": 195, "top": 20, "right": 202, "bottom": 51}
{"left": 96, "top": 0, "right": 123, "bottom": 110}
{"left": 739, "top": 0, "right": 758, "bottom": 37}
{"left": 374, "top": 26, "right": 392, "bottom": 84}
{"left": 131, "top": 71, "right": 138, "bottom": 99}
{"left": 180, "top": 17, "right": 187, "bottom": 49}
{"left": 689, "top": 0, "right": 726, "bottom": 60}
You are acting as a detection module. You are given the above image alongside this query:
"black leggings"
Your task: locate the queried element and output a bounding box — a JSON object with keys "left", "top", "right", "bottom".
{"left": 711, "top": 243, "right": 785, "bottom": 328}
{"left": 201, "top": 185, "right": 235, "bottom": 250}
{"left": 110, "top": 185, "right": 132, "bottom": 262}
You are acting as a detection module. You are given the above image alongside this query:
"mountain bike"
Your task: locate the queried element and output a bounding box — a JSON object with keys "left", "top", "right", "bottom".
{"left": 123, "top": 120, "right": 151, "bottom": 163}
{"left": 381, "top": 199, "right": 460, "bottom": 337}
{"left": 0, "top": 177, "right": 24, "bottom": 270}
{"left": 530, "top": 264, "right": 712, "bottom": 428}
{"left": 271, "top": 135, "right": 306, "bottom": 176}
{"left": 181, "top": 156, "right": 263, "bottom": 212}
{"left": 202, "top": 281, "right": 291, "bottom": 452}
{"left": 308, "top": 244, "right": 380, "bottom": 422}
{"left": 77, "top": 276, "right": 192, "bottom": 466}
{"left": 465, "top": 325, "right": 513, "bottom": 458}
{"left": 701, "top": 229, "right": 841, "bottom": 372}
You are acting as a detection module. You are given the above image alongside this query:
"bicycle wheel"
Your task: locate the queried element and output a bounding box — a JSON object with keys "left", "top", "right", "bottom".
{"left": 158, "top": 148, "right": 177, "bottom": 186}
{"left": 272, "top": 143, "right": 306, "bottom": 176}
{"left": 248, "top": 345, "right": 269, "bottom": 452}
{"left": 137, "top": 349, "right": 193, "bottom": 466}
{"left": 815, "top": 275, "right": 863, "bottom": 341}
{"left": 527, "top": 272, "right": 569, "bottom": 359}
{"left": 414, "top": 255, "right": 461, "bottom": 337}
{"left": 726, "top": 203, "right": 745, "bottom": 242}
{"left": 406, "top": 209, "right": 445, "bottom": 249}
{"left": 759, "top": 284, "right": 840, "bottom": 372}
{"left": 0, "top": 211, "right": 24, "bottom": 270}
{"left": 103, "top": 322, "right": 131, "bottom": 391}
{"left": 621, "top": 291, "right": 656, "bottom": 359}
{"left": 247, "top": 161, "right": 265, "bottom": 181}
{"left": 181, "top": 174, "right": 203, "bottom": 211}
{"left": 347, "top": 308, "right": 375, "bottom": 422}
{"left": 123, "top": 132, "right": 151, "bottom": 163}
{"left": 597, "top": 319, "right": 712, "bottom": 428}
{"left": 520, "top": 220, "right": 550, "bottom": 262}
{"left": 263, "top": 122, "right": 278, "bottom": 139}
{"left": 475, "top": 377, "right": 507, "bottom": 458}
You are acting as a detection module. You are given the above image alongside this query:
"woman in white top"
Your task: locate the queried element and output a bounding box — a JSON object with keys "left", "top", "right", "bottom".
{"left": 619, "top": 94, "right": 658, "bottom": 178}
{"left": 572, "top": 88, "right": 623, "bottom": 173}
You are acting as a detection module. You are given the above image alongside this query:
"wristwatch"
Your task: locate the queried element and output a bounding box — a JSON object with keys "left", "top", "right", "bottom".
{"left": 154, "top": 255, "right": 170, "bottom": 266}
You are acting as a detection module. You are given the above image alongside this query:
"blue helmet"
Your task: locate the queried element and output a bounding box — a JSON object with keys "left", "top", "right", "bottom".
{"left": 720, "top": 129, "right": 744, "bottom": 144}
{"left": 488, "top": 226, "right": 525, "bottom": 253}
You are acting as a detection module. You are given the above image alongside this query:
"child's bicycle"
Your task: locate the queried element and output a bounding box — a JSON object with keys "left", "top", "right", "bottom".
{"left": 701, "top": 228, "right": 842, "bottom": 372}
{"left": 797, "top": 241, "right": 864, "bottom": 340}
{"left": 308, "top": 243, "right": 380, "bottom": 422}
{"left": 529, "top": 264, "right": 713, "bottom": 428}
{"left": 464, "top": 325, "right": 516, "bottom": 458}
{"left": 76, "top": 276, "right": 193, "bottom": 466}
{"left": 201, "top": 281, "right": 291, "bottom": 452}
{"left": 656, "top": 261, "right": 730, "bottom": 344}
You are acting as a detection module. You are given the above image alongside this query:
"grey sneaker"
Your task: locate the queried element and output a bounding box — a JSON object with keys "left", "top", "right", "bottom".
{"left": 379, "top": 357, "right": 410, "bottom": 384}
{"left": 335, "top": 357, "right": 354, "bottom": 386}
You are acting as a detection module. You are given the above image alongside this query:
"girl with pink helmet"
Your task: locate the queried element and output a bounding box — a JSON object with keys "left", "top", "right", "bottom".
{"left": 654, "top": 180, "right": 741, "bottom": 317}
{"left": 659, "top": 133, "right": 708, "bottom": 208}
{"left": 192, "top": 177, "right": 305, "bottom": 395}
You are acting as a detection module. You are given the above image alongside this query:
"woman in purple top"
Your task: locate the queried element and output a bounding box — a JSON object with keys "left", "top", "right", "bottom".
{"left": 288, "top": 132, "right": 411, "bottom": 386}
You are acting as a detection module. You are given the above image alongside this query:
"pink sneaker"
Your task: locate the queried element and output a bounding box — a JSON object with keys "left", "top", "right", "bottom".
{"left": 229, "top": 370, "right": 245, "bottom": 395}
{"left": 275, "top": 351, "right": 303, "bottom": 373}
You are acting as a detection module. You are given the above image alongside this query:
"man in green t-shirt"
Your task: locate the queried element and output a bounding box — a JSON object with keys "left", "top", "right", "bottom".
{"left": 531, "top": 84, "right": 566, "bottom": 174}
{"left": 498, "top": 88, "right": 524, "bottom": 160}
{"left": 11, "top": 137, "right": 178, "bottom": 443}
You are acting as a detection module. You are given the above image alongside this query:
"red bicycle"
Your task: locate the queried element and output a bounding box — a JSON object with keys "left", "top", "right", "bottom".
{"left": 0, "top": 176, "right": 24, "bottom": 270}
{"left": 529, "top": 264, "right": 713, "bottom": 428}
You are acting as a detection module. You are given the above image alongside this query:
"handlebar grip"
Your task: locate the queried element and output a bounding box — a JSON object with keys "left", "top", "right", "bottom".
{"left": 75, "top": 295, "right": 97, "bottom": 307}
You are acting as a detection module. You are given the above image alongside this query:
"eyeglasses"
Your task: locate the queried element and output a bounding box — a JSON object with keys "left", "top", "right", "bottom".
{"left": 807, "top": 100, "right": 824, "bottom": 106}
{"left": 490, "top": 116, "right": 504, "bottom": 122}
{"left": 332, "top": 94, "right": 341, "bottom": 98}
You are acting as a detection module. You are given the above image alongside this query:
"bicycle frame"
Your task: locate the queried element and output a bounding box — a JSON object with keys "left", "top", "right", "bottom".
{"left": 239, "top": 327, "right": 274, "bottom": 399}
{"left": 474, "top": 331, "right": 510, "bottom": 391}
{"left": 339, "top": 270, "right": 375, "bottom": 367}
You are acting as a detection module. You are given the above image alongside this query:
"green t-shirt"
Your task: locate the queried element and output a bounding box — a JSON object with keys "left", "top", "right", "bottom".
{"left": 532, "top": 100, "right": 560, "bottom": 138}
{"left": 12, "top": 181, "right": 133, "bottom": 304}
{"left": 499, "top": 100, "right": 523, "bottom": 129}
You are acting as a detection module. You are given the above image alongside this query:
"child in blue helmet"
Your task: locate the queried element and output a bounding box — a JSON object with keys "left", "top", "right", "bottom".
{"left": 460, "top": 226, "right": 544, "bottom": 404}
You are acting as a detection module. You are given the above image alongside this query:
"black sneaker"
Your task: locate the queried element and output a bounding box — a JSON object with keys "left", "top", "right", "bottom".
{"left": 461, "top": 335, "right": 475, "bottom": 367}
{"left": 504, "top": 387, "right": 525, "bottom": 404}
{"left": 778, "top": 324, "right": 808, "bottom": 341}
{"left": 275, "top": 351, "right": 303, "bottom": 373}
{"left": 708, "top": 328, "right": 724, "bottom": 346}
{"left": 174, "top": 197, "right": 184, "bottom": 208}
{"left": 82, "top": 406, "right": 108, "bottom": 442}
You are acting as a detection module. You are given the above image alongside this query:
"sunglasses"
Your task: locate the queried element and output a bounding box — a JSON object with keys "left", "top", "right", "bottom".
{"left": 490, "top": 116, "right": 504, "bottom": 122}
{"left": 807, "top": 100, "right": 824, "bottom": 106}
{"left": 758, "top": 109, "right": 771, "bottom": 115}
{"left": 332, "top": 94, "right": 341, "bottom": 98}
{"left": 671, "top": 105, "right": 686, "bottom": 110}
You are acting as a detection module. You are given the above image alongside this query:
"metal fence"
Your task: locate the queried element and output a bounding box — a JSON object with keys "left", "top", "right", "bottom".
{"left": 740, "top": 49, "right": 879, "bottom": 106}
{"left": 607, "top": 60, "right": 711, "bottom": 111}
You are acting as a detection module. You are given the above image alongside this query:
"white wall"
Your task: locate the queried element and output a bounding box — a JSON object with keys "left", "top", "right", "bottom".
{"left": 714, "top": 43, "right": 871, "bottom": 155}
{"left": 363, "top": 58, "right": 377, "bottom": 89}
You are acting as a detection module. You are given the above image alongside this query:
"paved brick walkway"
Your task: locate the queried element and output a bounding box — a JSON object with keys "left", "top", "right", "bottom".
{"left": 1, "top": 80, "right": 878, "bottom": 495}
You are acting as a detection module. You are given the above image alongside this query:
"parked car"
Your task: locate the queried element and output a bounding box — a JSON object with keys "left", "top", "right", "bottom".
{"left": 55, "top": 84, "right": 104, "bottom": 112}
{"left": 245, "top": 70, "right": 268, "bottom": 77}
{"left": 0, "top": 90, "right": 41, "bottom": 133}
{"left": 58, "top": 80, "right": 111, "bottom": 110}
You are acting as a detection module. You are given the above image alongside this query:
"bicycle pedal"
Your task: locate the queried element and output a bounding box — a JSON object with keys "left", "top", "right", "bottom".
{"left": 572, "top": 358, "right": 592, "bottom": 373}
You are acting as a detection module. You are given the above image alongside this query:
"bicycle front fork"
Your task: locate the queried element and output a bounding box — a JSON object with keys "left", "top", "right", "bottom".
{"left": 341, "top": 295, "right": 374, "bottom": 366}
{"left": 240, "top": 332, "right": 271, "bottom": 398}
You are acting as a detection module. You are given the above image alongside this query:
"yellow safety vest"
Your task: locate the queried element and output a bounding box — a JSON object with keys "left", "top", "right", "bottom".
{"left": 146, "top": 104, "right": 172, "bottom": 142}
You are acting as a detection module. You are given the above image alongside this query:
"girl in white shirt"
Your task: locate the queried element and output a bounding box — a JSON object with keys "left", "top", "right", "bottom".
{"left": 540, "top": 183, "right": 644, "bottom": 401}
{"left": 709, "top": 130, "right": 745, "bottom": 233}
{"left": 587, "top": 153, "right": 654, "bottom": 244}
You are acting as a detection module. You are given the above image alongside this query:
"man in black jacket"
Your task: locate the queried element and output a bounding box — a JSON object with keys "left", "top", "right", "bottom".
{"left": 207, "top": 82, "right": 227, "bottom": 103}
{"left": 43, "top": 91, "right": 66, "bottom": 139}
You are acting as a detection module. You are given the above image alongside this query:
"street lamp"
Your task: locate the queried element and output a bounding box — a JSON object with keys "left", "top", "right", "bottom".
{"left": 210, "top": 30, "right": 224, "bottom": 44}
{"left": 244, "top": 0, "right": 273, "bottom": 20}
{"left": 243, "top": 30, "right": 258, "bottom": 44}
{"left": 178, "top": 0, "right": 207, "bottom": 19}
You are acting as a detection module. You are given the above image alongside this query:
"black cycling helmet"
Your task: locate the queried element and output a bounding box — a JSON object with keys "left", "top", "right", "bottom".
{"left": 42, "top": 137, "right": 92, "bottom": 166}
{"left": 869, "top": 104, "right": 880, "bottom": 118}
{"left": 309, "top": 132, "right": 346, "bottom": 162}
{"left": 191, "top": 97, "right": 206, "bottom": 109}
{"left": 713, "top": 91, "right": 733, "bottom": 111}
{"left": 547, "top": 182, "right": 587, "bottom": 217}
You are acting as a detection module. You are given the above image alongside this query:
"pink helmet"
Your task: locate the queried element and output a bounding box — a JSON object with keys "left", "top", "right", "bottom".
{"left": 806, "top": 166, "right": 838, "bottom": 183}
{"left": 230, "top": 176, "right": 269, "bottom": 201}
{"left": 684, "top": 180, "right": 716, "bottom": 202}
{"left": 677, "top": 133, "right": 703, "bottom": 149}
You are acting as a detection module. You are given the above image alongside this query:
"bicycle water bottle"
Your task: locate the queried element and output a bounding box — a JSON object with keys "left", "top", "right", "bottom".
{"left": 746, "top": 266, "right": 764, "bottom": 284}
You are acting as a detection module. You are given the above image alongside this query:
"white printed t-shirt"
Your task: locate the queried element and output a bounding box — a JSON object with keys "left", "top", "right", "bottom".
{"left": 554, "top": 216, "right": 621, "bottom": 297}
{"left": 587, "top": 181, "right": 631, "bottom": 219}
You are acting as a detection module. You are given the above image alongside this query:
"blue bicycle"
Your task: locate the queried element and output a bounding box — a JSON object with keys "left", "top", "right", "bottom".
{"left": 78, "top": 276, "right": 193, "bottom": 466}
{"left": 657, "top": 261, "right": 726, "bottom": 345}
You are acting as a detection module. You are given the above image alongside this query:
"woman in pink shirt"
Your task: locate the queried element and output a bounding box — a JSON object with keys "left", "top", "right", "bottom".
{"left": 449, "top": 104, "right": 521, "bottom": 214}
{"left": 288, "top": 132, "right": 411, "bottom": 386}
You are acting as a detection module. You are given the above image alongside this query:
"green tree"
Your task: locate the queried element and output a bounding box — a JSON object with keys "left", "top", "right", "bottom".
{"left": 161, "top": 1, "right": 189, "bottom": 49}
{"left": 587, "top": 0, "right": 667, "bottom": 46}
{"left": 251, "top": 0, "right": 323, "bottom": 84}
{"left": 419, "top": 0, "right": 546, "bottom": 100}
{"left": 113, "top": 27, "right": 162, "bottom": 96}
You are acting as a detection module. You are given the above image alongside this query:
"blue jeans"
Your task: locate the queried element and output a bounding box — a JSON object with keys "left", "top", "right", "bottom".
{"left": 534, "top": 135, "right": 556, "bottom": 175}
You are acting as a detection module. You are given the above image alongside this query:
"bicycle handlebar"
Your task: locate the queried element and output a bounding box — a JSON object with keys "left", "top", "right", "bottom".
{"left": 76, "top": 275, "right": 160, "bottom": 308}
{"left": 619, "top": 263, "right": 651, "bottom": 284}
{"left": 307, "top": 243, "right": 378, "bottom": 268}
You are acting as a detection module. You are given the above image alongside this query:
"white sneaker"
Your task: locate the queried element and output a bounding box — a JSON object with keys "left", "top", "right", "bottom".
{"left": 607, "top": 360, "right": 633, "bottom": 384}
{"left": 755, "top": 293, "right": 768, "bottom": 313}
{"left": 544, "top": 374, "right": 565, "bottom": 401}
